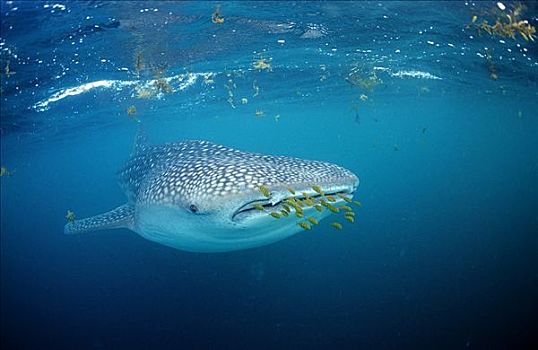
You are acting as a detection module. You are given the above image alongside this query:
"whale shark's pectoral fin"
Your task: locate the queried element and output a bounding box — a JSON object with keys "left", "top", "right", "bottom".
{"left": 64, "top": 203, "right": 135, "bottom": 235}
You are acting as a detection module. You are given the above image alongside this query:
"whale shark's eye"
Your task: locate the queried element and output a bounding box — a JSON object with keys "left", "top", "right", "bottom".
{"left": 189, "top": 204, "right": 198, "bottom": 213}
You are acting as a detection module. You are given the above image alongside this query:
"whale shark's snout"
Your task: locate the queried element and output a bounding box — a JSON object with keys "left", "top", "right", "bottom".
{"left": 65, "top": 140, "right": 360, "bottom": 252}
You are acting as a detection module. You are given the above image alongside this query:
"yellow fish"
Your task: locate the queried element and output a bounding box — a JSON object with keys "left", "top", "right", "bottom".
{"left": 258, "top": 185, "right": 271, "bottom": 198}
{"left": 270, "top": 212, "right": 281, "bottom": 219}
{"left": 297, "top": 222, "right": 311, "bottom": 230}
{"left": 337, "top": 193, "right": 352, "bottom": 202}
{"left": 339, "top": 205, "right": 353, "bottom": 212}
{"left": 253, "top": 203, "right": 265, "bottom": 211}
{"left": 307, "top": 217, "right": 318, "bottom": 225}
{"left": 312, "top": 185, "right": 324, "bottom": 195}
{"left": 330, "top": 222, "right": 343, "bottom": 230}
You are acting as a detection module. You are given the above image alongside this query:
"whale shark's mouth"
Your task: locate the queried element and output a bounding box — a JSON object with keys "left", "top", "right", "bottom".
{"left": 231, "top": 188, "right": 355, "bottom": 222}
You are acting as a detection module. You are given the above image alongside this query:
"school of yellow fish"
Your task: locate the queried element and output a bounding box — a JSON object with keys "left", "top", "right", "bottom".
{"left": 257, "top": 185, "right": 361, "bottom": 232}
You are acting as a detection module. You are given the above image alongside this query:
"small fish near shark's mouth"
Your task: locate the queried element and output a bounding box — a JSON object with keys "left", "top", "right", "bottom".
{"left": 231, "top": 186, "right": 356, "bottom": 222}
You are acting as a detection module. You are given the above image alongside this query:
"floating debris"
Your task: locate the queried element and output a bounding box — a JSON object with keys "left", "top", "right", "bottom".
{"left": 253, "top": 57, "right": 272, "bottom": 71}
{"left": 127, "top": 105, "right": 137, "bottom": 116}
{"left": 353, "top": 105, "right": 361, "bottom": 125}
{"left": 4, "top": 61, "right": 16, "bottom": 77}
{"left": 253, "top": 81, "right": 260, "bottom": 97}
{"left": 65, "top": 210, "right": 76, "bottom": 223}
{"left": 484, "top": 49, "right": 499, "bottom": 80}
{"left": 211, "top": 5, "right": 225, "bottom": 24}
{"left": 319, "top": 64, "right": 329, "bottom": 82}
{"left": 203, "top": 76, "right": 215, "bottom": 85}
{"left": 359, "top": 94, "right": 368, "bottom": 101}
{"left": 134, "top": 51, "right": 144, "bottom": 75}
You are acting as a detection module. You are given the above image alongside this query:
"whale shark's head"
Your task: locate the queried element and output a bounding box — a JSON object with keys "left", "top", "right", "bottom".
{"left": 130, "top": 141, "right": 359, "bottom": 252}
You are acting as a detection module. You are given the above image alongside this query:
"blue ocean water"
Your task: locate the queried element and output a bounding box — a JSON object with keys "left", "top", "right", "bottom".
{"left": 1, "top": 1, "right": 537, "bottom": 349}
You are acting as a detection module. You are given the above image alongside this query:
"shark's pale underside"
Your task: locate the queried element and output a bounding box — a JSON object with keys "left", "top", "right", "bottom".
{"left": 65, "top": 140, "right": 359, "bottom": 252}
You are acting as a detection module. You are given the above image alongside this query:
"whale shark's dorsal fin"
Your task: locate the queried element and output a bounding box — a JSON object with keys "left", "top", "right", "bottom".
{"left": 64, "top": 203, "right": 135, "bottom": 235}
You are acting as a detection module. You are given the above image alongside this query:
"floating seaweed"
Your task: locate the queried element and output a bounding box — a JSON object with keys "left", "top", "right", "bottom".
{"left": 136, "top": 87, "right": 154, "bottom": 99}
{"left": 153, "top": 78, "right": 174, "bottom": 94}
{"left": 0, "top": 166, "right": 14, "bottom": 177}
{"left": 134, "top": 51, "right": 144, "bottom": 75}
{"left": 127, "top": 105, "right": 137, "bottom": 116}
{"left": 470, "top": 3, "right": 536, "bottom": 41}
{"left": 65, "top": 210, "right": 76, "bottom": 223}
{"left": 346, "top": 66, "right": 380, "bottom": 91}
{"left": 253, "top": 57, "right": 272, "bottom": 71}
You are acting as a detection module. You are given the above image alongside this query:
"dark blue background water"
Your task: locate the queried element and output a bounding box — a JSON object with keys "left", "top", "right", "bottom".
{"left": 1, "top": 1, "right": 537, "bottom": 349}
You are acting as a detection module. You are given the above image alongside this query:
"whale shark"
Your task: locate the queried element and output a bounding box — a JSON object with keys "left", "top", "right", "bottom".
{"left": 65, "top": 140, "right": 359, "bottom": 252}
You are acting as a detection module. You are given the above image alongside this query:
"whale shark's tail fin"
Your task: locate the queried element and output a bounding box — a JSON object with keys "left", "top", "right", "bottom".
{"left": 64, "top": 203, "right": 135, "bottom": 235}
